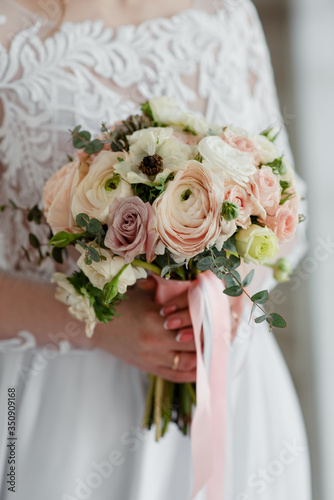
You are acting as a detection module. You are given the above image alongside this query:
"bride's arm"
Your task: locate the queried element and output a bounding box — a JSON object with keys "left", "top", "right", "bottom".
{"left": 0, "top": 270, "right": 197, "bottom": 382}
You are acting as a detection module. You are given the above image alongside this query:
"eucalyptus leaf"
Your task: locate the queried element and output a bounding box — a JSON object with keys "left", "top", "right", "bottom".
{"left": 251, "top": 290, "right": 269, "bottom": 304}
{"left": 86, "top": 218, "right": 102, "bottom": 234}
{"left": 228, "top": 254, "right": 240, "bottom": 270}
{"left": 255, "top": 314, "right": 269, "bottom": 324}
{"left": 197, "top": 256, "right": 213, "bottom": 271}
{"left": 242, "top": 269, "right": 255, "bottom": 288}
{"left": 84, "top": 139, "right": 104, "bottom": 154}
{"left": 88, "top": 246, "right": 100, "bottom": 263}
{"left": 268, "top": 313, "right": 286, "bottom": 328}
{"left": 223, "top": 285, "right": 243, "bottom": 297}
{"left": 73, "top": 130, "right": 91, "bottom": 149}
{"left": 76, "top": 213, "right": 90, "bottom": 228}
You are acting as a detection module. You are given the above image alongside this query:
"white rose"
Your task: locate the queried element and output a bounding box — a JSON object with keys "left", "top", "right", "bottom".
{"left": 71, "top": 150, "right": 133, "bottom": 224}
{"left": 252, "top": 135, "right": 280, "bottom": 165}
{"left": 52, "top": 272, "right": 98, "bottom": 337}
{"left": 280, "top": 158, "right": 296, "bottom": 186}
{"left": 76, "top": 244, "right": 147, "bottom": 292}
{"left": 149, "top": 96, "right": 182, "bottom": 124}
{"left": 115, "top": 127, "right": 193, "bottom": 185}
{"left": 198, "top": 135, "right": 257, "bottom": 186}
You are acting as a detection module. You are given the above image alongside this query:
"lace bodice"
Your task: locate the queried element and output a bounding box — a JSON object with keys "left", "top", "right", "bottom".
{"left": 0, "top": 0, "right": 295, "bottom": 279}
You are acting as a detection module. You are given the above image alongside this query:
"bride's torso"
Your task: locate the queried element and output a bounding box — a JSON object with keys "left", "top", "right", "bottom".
{"left": 0, "top": 0, "right": 287, "bottom": 281}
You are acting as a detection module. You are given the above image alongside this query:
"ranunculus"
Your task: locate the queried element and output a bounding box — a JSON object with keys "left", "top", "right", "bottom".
{"left": 266, "top": 198, "right": 299, "bottom": 242}
{"left": 71, "top": 151, "right": 132, "bottom": 224}
{"left": 52, "top": 272, "right": 98, "bottom": 337}
{"left": 235, "top": 224, "right": 279, "bottom": 265}
{"left": 105, "top": 196, "right": 159, "bottom": 263}
{"left": 221, "top": 125, "right": 279, "bottom": 165}
{"left": 114, "top": 127, "right": 193, "bottom": 185}
{"left": 248, "top": 166, "right": 281, "bottom": 217}
{"left": 43, "top": 158, "right": 88, "bottom": 233}
{"left": 76, "top": 244, "right": 147, "bottom": 292}
{"left": 198, "top": 135, "right": 257, "bottom": 187}
{"left": 224, "top": 182, "right": 254, "bottom": 228}
{"left": 153, "top": 160, "right": 224, "bottom": 260}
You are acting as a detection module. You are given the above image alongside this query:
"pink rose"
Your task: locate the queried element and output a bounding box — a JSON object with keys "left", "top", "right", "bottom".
{"left": 266, "top": 197, "right": 299, "bottom": 242}
{"left": 43, "top": 158, "right": 87, "bottom": 233}
{"left": 153, "top": 160, "right": 223, "bottom": 260}
{"left": 249, "top": 166, "right": 281, "bottom": 217}
{"left": 221, "top": 130, "right": 261, "bottom": 165}
{"left": 224, "top": 182, "right": 254, "bottom": 228}
{"left": 105, "top": 196, "right": 158, "bottom": 263}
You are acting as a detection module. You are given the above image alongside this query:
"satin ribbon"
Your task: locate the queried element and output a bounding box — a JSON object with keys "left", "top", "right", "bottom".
{"left": 154, "top": 271, "right": 231, "bottom": 499}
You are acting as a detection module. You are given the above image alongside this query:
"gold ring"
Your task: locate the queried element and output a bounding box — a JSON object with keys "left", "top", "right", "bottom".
{"left": 172, "top": 352, "right": 180, "bottom": 371}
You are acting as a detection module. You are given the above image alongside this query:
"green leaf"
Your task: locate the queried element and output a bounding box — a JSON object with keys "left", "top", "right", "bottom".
{"left": 76, "top": 240, "right": 87, "bottom": 250}
{"left": 224, "top": 274, "right": 238, "bottom": 288}
{"left": 88, "top": 246, "right": 100, "bottom": 263}
{"left": 49, "top": 231, "right": 83, "bottom": 248}
{"left": 255, "top": 314, "right": 269, "bottom": 324}
{"left": 27, "top": 204, "right": 43, "bottom": 224}
{"left": 160, "top": 264, "right": 180, "bottom": 279}
{"left": 21, "top": 245, "right": 31, "bottom": 262}
{"left": 29, "top": 233, "right": 40, "bottom": 249}
{"left": 52, "top": 246, "right": 65, "bottom": 264}
{"left": 213, "top": 256, "right": 228, "bottom": 268}
{"left": 73, "top": 130, "right": 91, "bottom": 149}
{"left": 0, "top": 205, "right": 6, "bottom": 212}
{"left": 197, "top": 256, "right": 213, "bottom": 271}
{"left": 228, "top": 254, "right": 240, "bottom": 270}
{"left": 141, "top": 101, "right": 154, "bottom": 121}
{"left": 251, "top": 290, "right": 269, "bottom": 304}
{"left": 76, "top": 213, "right": 90, "bottom": 228}
{"left": 84, "top": 139, "right": 104, "bottom": 154}
{"left": 242, "top": 269, "right": 255, "bottom": 287}
{"left": 85, "top": 254, "right": 93, "bottom": 265}
{"left": 9, "top": 199, "right": 18, "bottom": 209}
{"left": 223, "top": 286, "right": 243, "bottom": 297}
{"left": 86, "top": 218, "right": 102, "bottom": 234}
{"left": 268, "top": 313, "right": 286, "bottom": 328}
{"left": 223, "top": 236, "right": 237, "bottom": 254}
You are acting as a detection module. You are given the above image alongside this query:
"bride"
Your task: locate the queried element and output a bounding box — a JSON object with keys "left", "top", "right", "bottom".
{"left": 0, "top": 0, "right": 312, "bottom": 499}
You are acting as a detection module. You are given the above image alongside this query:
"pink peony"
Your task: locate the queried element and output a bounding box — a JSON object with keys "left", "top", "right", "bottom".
{"left": 43, "top": 158, "right": 87, "bottom": 233}
{"left": 153, "top": 160, "right": 224, "bottom": 260}
{"left": 266, "top": 197, "right": 299, "bottom": 242}
{"left": 249, "top": 166, "right": 281, "bottom": 217}
{"left": 224, "top": 182, "right": 254, "bottom": 228}
{"left": 105, "top": 196, "right": 159, "bottom": 263}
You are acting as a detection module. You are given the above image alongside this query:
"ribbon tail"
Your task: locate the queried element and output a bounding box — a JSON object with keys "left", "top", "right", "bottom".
{"left": 188, "top": 284, "right": 213, "bottom": 498}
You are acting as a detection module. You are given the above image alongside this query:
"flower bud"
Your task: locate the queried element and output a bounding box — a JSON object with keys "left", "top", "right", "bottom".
{"left": 221, "top": 201, "right": 240, "bottom": 221}
{"left": 273, "top": 258, "right": 293, "bottom": 282}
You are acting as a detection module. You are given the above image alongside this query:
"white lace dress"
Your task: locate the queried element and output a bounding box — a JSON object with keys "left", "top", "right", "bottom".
{"left": 0, "top": 1, "right": 312, "bottom": 499}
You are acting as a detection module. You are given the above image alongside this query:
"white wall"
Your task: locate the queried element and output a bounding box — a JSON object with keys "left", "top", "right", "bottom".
{"left": 289, "top": 1, "right": 334, "bottom": 498}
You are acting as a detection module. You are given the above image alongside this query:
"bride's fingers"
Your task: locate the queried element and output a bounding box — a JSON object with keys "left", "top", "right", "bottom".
{"left": 163, "top": 308, "right": 192, "bottom": 331}
{"left": 159, "top": 290, "right": 189, "bottom": 316}
{"left": 136, "top": 277, "right": 157, "bottom": 292}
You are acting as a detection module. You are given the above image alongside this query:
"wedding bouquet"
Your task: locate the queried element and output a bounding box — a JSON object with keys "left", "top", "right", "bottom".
{"left": 36, "top": 96, "right": 302, "bottom": 438}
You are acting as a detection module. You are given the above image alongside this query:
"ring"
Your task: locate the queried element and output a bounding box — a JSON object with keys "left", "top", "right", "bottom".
{"left": 172, "top": 352, "right": 180, "bottom": 371}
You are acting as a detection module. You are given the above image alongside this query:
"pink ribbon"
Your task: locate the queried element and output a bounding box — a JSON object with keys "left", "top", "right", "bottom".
{"left": 154, "top": 271, "right": 231, "bottom": 499}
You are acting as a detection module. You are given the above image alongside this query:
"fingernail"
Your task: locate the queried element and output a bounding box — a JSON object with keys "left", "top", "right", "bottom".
{"left": 176, "top": 330, "right": 194, "bottom": 343}
{"left": 164, "top": 318, "right": 182, "bottom": 330}
{"left": 160, "top": 305, "right": 177, "bottom": 317}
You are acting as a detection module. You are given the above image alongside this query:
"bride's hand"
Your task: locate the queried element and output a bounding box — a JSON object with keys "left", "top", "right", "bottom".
{"left": 93, "top": 277, "right": 196, "bottom": 383}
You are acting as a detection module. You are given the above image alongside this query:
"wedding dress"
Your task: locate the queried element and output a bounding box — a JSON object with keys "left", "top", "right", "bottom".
{"left": 0, "top": 0, "right": 312, "bottom": 498}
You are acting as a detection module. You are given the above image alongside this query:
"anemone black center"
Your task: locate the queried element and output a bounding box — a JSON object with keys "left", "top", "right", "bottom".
{"left": 138, "top": 154, "right": 163, "bottom": 176}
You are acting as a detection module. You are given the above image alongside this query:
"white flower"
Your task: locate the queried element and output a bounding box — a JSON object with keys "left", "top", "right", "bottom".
{"left": 114, "top": 127, "right": 193, "bottom": 185}
{"left": 252, "top": 135, "right": 280, "bottom": 165}
{"left": 198, "top": 135, "right": 257, "bottom": 186}
{"left": 280, "top": 157, "right": 296, "bottom": 186}
{"left": 76, "top": 244, "right": 147, "bottom": 292}
{"left": 71, "top": 151, "right": 133, "bottom": 224}
{"left": 149, "top": 96, "right": 182, "bottom": 124}
{"left": 149, "top": 96, "right": 222, "bottom": 136}
{"left": 52, "top": 273, "right": 98, "bottom": 337}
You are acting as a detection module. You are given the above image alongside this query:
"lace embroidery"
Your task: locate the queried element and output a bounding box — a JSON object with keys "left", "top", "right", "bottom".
{"left": 0, "top": 0, "right": 291, "bottom": 279}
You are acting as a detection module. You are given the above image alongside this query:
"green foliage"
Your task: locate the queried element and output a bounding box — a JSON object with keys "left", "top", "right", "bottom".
{"left": 133, "top": 174, "right": 174, "bottom": 204}
{"left": 49, "top": 231, "right": 84, "bottom": 248}
{"left": 251, "top": 290, "right": 269, "bottom": 304}
{"left": 141, "top": 101, "right": 154, "bottom": 121}
{"left": 67, "top": 271, "right": 126, "bottom": 323}
{"left": 265, "top": 156, "right": 287, "bottom": 176}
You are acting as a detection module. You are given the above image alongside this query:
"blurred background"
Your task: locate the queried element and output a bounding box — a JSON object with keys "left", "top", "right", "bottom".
{"left": 253, "top": 0, "right": 334, "bottom": 499}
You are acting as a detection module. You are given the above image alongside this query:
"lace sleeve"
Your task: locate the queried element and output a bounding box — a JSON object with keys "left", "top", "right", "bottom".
{"left": 237, "top": 0, "right": 308, "bottom": 293}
